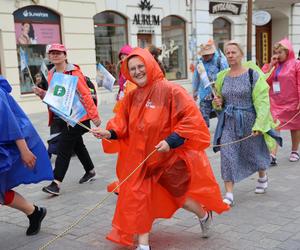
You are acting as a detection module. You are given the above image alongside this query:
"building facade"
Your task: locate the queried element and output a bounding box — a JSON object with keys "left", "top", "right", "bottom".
{"left": 0, "top": 0, "right": 299, "bottom": 113}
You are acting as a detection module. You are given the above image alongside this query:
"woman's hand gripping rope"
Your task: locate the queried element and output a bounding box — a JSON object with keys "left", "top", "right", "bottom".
{"left": 77, "top": 122, "right": 111, "bottom": 143}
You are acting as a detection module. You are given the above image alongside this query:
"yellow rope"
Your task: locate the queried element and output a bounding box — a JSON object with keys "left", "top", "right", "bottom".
{"left": 276, "top": 109, "right": 300, "bottom": 129}
{"left": 38, "top": 149, "right": 157, "bottom": 250}
{"left": 77, "top": 121, "right": 111, "bottom": 143}
{"left": 211, "top": 134, "right": 254, "bottom": 148}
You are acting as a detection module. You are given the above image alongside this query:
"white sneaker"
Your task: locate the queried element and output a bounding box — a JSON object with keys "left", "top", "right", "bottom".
{"left": 136, "top": 245, "right": 151, "bottom": 250}
{"left": 223, "top": 196, "right": 234, "bottom": 206}
{"left": 199, "top": 211, "right": 212, "bottom": 238}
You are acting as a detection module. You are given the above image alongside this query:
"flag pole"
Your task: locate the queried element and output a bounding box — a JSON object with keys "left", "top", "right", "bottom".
{"left": 26, "top": 64, "right": 35, "bottom": 87}
{"left": 19, "top": 47, "right": 35, "bottom": 86}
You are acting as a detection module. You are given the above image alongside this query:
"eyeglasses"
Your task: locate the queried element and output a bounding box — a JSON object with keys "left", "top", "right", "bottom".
{"left": 129, "top": 64, "right": 145, "bottom": 73}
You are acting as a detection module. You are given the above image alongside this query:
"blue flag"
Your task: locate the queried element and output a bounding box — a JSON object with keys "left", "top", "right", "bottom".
{"left": 43, "top": 72, "right": 78, "bottom": 116}
{"left": 50, "top": 93, "right": 87, "bottom": 127}
{"left": 96, "top": 63, "right": 115, "bottom": 92}
{"left": 40, "top": 60, "right": 49, "bottom": 82}
{"left": 19, "top": 47, "right": 28, "bottom": 71}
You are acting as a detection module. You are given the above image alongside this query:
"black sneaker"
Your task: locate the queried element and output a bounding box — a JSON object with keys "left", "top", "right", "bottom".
{"left": 26, "top": 206, "right": 47, "bottom": 236}
{"left": 270, "top": 155, "right": 278, "bottom": 167}
{"left": 79, "top": 171, "right": 96, "bottom": 184}
{"left": 42, "top": 181, "right": 60, "bottom": 195}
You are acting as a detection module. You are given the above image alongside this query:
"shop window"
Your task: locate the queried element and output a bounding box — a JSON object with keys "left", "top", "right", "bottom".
{"left": 213, "top": 17, "right": 231, "bottom": 52}
{"left": 94, "top": 11, "right": 128, "bottom": 83}
{"left": 161, "top": 15, "right": 187, "bottom": 80}
{"left": 13, "top": 6, "right": 61, "bottom": 94}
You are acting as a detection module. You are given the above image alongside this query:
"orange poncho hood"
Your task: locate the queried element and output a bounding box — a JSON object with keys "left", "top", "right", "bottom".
{"left": 121, "top": 47, "right": 164, "bottom": 88}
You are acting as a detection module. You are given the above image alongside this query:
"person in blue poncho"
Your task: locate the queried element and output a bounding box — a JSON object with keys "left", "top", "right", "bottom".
{"left": 0, "top": 76, "right": 53, "bottom": 235}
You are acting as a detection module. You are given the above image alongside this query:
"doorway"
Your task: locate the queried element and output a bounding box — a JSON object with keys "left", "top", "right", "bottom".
{"left": 256, "top": 21, "right": 272, "bottom": 67}
{"left": 137, "top": 34, "right": 152, "bottom": 48}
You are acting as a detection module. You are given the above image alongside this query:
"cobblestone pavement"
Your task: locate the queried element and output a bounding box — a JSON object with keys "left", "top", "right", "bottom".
{"left": 1, "top": 103, "right": 300, "bottom": 250}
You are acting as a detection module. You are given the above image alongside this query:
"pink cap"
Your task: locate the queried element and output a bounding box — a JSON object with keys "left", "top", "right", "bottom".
{"left": 48, "top": 43, "right": 67, "bottom": 53}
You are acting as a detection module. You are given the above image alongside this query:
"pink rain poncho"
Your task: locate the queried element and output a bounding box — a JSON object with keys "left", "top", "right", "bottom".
{"left": 262, "top": 38, "right": 300, "bottom": 130}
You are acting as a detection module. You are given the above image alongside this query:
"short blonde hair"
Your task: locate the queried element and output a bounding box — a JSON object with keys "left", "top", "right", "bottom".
{"left": 224, "top": 40, "right": 244, "bottom": 56}
{"left": 273, "top": 42, "right": 289, "bottom": 55}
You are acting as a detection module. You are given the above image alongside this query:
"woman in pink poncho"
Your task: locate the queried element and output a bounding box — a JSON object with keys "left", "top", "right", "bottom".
{"left": 262, "top": 38, "right": 300, "bottom": 163}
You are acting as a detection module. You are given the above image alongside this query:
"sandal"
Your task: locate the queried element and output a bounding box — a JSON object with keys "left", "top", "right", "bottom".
{"left": 270, "top": 154, "right": 278, "bottom": 167}
{"left": 255, "top": 176, "right": 268, "bottom": 194}
{"left": 289, "top": 151, "right": 300, "bottom": 162}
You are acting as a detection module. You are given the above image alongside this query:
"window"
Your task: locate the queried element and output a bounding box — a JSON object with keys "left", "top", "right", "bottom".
{"left": 94, "top": 11, "right": 128, "bottom": 83}
{"left": 213, "top": 17, "right": 231, "bottom": 52}
{"left": 161, "top": 16, "right": 187, "bottom": 80}
{"left": 13, "top": 6, "right": 61, "bottom": 94}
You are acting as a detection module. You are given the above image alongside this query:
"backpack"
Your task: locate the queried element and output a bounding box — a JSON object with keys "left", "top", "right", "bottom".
{"left": 85, "top": 76, "right": 98, "bottom": 106}
{"left": 68, "top": 71, "right": 98, "bottom": 106}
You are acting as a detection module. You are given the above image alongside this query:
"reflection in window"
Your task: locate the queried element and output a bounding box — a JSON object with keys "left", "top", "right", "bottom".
{"left": 94, "top": 11, "right": 128, "bottom": 84}
{"left": 213, "top": 17, "right": 231, "bottom": 52}
{"left": 161, "top": 16, "right": 187, "bottom": 80}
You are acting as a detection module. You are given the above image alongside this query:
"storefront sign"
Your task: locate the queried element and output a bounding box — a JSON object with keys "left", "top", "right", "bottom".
{"left": 209, "top": 2, "right": 242, "bottom": 15}
{"left": 13, "top": 5, "right": 59, "bottom": 22}
{"left": 253, "top": 10, "right": 271, "bottom": 26}
{"left": 133, "top": 14, "right": 160, "bottom": 26}
{"left": 133, "top": 0, "right": 160, "bottom": 30}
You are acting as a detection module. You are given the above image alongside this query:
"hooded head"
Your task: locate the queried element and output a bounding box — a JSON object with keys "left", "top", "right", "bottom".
{"left": 118, "top": 45, "right": 133, "bottom": 60}
{"left": 274, "top": 38, "right": 295, "bottom": 62}
{"left": 121, "top": 48, "right": 164, "bottom": 88}
{"left": 0, "top": 76, "right": 12, "bottom": 93}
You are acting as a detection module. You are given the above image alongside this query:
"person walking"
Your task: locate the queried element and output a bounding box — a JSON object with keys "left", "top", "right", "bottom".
{"left": 262, "top": 38, "right": 300, "bottom": 164}
{"left": 33, "top": 43, "right": 101, "bottom": 196}
{"left": 213, "top": 40, "right": 279, "bottom": 206}
{"left": 192, "top": 39, "right": 228, "bottom": 127}
{"left": 146, "top": 44, "right": 166, "bottom": 76}
{"left": 0, "top": 76, "right": 53, "bottom": 235}
{"left": 92, "top": 48, "right": 229, "bottom": 250}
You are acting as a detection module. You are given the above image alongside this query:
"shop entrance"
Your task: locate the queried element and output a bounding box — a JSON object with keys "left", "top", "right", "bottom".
{"left": 256, "top": 21, "right": 272, "bottom": 67}
{"left": 137, "top": 34, "right": 152, "bottom": 48}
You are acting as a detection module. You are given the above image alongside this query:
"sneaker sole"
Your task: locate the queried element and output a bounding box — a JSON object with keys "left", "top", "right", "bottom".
{"left": 255, "top": 188, "right": 267, "bottom": 194}
{"left": 79, "top": 175, "right": 96, "bottom": 184}
{"left": 26, "top": 208, "right": 47, "bottom": 236}
{"left": 42, "top": 187, "right": 60, "bottom": 196}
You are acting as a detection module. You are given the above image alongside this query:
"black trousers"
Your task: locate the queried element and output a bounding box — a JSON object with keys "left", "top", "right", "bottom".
{"left": 54, "top": 120, "right": 94, "bottom": 182}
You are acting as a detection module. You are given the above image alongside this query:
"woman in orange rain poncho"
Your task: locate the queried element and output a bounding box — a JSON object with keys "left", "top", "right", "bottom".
{"left": 92, "top": 48, "right": 229, "bottom": 250}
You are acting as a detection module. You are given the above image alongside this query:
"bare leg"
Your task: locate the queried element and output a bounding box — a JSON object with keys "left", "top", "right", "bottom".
{"left": 138, "top": 233, "right": 149, "bottom": 245}
{"left": 224, "top": 181, "right": 234, "bottom": 193}
{"left": 182, "top": 197, "right": 206, "bottom": 218}
{"left": 6, "top": 191, "right": 34, "bottom": 216}
{"left": 291, "top": 130, "right": 300, "bottom": 152}
{"left": 183, "top": 197, "right": 212, "bottom": 238}
{"left": 258, "top": 170, "right": 267, "bottom": 178}
{"left": 271, "top": 144, "right": 278, "bottom": 156}
{"left": 271, "top": 130, "right": 280, "bottom": 156}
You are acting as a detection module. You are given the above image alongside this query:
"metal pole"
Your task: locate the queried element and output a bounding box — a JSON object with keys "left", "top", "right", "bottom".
{"left": 247, "top": 0, "right": 253, "bottom": 61}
